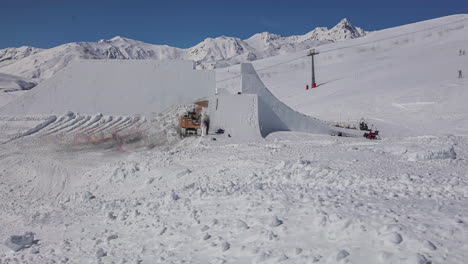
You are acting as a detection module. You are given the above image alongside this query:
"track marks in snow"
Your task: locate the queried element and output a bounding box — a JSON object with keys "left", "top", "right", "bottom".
{"left": 3, "top": 112, "right": 146, "bottom": 143}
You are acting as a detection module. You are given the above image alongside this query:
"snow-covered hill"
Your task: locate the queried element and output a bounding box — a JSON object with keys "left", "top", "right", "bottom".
{"left": 0, "top": 73, "right": 36, "bottom": 92}
{"left": 0, "top": 18, "right": 366, "bottom": 79}
{"left": 0, "top": 73, "right": 36, "bottom": 107}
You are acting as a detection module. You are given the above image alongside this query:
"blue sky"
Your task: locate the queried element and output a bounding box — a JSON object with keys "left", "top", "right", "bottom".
{"left": 2, "top": 0, "right": 468, "bottom": 49}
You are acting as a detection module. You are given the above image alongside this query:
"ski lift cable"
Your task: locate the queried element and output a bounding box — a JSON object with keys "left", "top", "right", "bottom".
{"left": 216, "top": 75, "right": 241, "bottom": 83}
{"left": 216, "top": 17, "right": 468, "bottom": 83}
{"left": 216, "top": 54, "right": 307, "bottom": 83}
{"left": 256, "top": 55, "right": 308, "bottom": 72}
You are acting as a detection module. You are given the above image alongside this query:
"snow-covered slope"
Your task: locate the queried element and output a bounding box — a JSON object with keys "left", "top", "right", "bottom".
{"left": 216, "top": 14, "right": 468, "bottom": 137}
{"left": 0, "top": 60, "right": 215, "bottom": 115}
{"left": 0, "top": 19, "right": 366, "bottom": 79}
{"left": 0, "top": 73, "right": 36, "bottom": 92}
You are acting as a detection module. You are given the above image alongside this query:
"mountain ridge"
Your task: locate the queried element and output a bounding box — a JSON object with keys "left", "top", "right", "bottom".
{"left": 0, "top": 18, "right": 366, "bottom": 79}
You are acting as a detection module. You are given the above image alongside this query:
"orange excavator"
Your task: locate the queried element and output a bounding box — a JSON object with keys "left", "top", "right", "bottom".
{"left": 179, "top": 101, "right": 208, "bottom": 136}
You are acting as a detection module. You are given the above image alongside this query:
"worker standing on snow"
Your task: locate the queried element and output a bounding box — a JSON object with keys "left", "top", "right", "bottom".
{"left": 459, "top": 70, "right": 463, "bottom": 78}
{"left": 200, "top": 109, "right": 210, "bottom": 136}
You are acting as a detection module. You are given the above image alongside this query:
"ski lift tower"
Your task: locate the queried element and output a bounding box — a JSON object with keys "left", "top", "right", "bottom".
{"left": 308, "top": 49, "right": 319, "bottom": 88}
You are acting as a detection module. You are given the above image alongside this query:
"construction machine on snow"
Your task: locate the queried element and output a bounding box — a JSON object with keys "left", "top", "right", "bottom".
{"left": 178, "top": 100, "right": 208, "bottom": 137}
{"left": 359, "top": 118, "right": 381, "bottom": 140}
{"left": 363, "top": 130, "right": 380, "bottom": 140}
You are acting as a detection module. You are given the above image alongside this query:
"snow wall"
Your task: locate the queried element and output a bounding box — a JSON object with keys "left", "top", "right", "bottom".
{"left": 0, "top": 60, "right": 215, "bottom": 116}
{"left": 208, "top": 94, "right": 263, "bottom": 140}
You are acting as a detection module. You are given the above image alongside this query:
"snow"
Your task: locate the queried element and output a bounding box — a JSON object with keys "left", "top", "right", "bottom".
{"left": 0, "top": 73, "right": 36, "bottom": 94}
{"left": 0, "top": 14, "right": 468, "bottom": 264}
{"left": 0, "top": 19, "right": 365, "bottom": 81}
{"left": 4, "top": 232, "right": 35, "bottom": 252}
{"left": 208, "top": 94, "right": 263, "bottom": 141}
{"left": 216, "top": 14, "right": 468, "bottom": 137}
{"left": 1, "top": 128, "right": 467, "bottom": 263}
{"left": 207, "top": 63, "right": 360, "bottom": 142}
{"left": 0, "top": 46, "right": 43, "bottom": 67}
{"left": 0, "top": 60, "right": 215, "bottom": 115}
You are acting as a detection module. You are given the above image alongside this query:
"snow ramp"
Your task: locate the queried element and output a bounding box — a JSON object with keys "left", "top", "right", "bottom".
{"left": 0, "top": 60, "right": 215, "bottom": 116}
{"left": 208, "top": 94, "right": 263, "bottom": 141}
{"left": 208, "top": 63, "right": 359, "bottom": 141}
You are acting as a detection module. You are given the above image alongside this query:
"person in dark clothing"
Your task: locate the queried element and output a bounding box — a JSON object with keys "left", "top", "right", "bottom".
{"left": 202, "top": 117, "right": 210, "bottom": 135}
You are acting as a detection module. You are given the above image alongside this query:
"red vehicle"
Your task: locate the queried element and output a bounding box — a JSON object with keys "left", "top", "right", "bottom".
{"left": 363, "top": 130, "right": 380, "bottom": 140}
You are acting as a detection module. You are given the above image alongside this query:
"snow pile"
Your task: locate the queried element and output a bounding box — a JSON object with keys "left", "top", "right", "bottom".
{"left": 0, "top": 115, "right": 50, "bottom": 142}
{"left": 381, "top": 136, "right": 458, "bottom": 161}
{"left": 403, "top": 136, "right": 458, "bottom": 161}
{"left": 0, "top": 60, "right": 215, "bottom": 115}
{"left": 407, "top": 145, "right": 457, "bottom": 161}
{"left": 4, "top": 232, "right": 35, "bottom": 252}
{"left": 6, "top": 115, "right": 57, "bottom": 142}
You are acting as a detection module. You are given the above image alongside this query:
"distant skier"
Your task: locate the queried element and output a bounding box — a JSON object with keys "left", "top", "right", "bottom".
{"left": 460, "top": 50, "right": 463, "bottom": 56}
{"left": 459, "top": 70, "right": 463, "bottom": 79}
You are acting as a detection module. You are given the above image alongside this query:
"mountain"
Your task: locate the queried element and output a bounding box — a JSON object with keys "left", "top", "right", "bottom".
{"left": 0, "top": 46, "right": 43, "bottom": 67}
{"left": 0, "top": 18, "right": 366, "bottom": 80}
{"left": 245, "top": 18, "right": 366, "bottom": 51}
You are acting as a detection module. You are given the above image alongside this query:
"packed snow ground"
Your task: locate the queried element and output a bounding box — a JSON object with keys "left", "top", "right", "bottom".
{"left": 1, "top": 14, "right": 468, "bottom": 264}
{"left": 1, "top": 120, "right": 467, "bottom": 263}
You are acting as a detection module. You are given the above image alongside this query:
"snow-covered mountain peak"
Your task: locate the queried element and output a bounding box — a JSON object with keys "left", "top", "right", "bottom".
{"left": 189, "top": 36, "right": 252, "bottom": 62}
{"left": 337, "top": 18, "right": 350, "bottom": 26}
{"left": 0, "top": 18, "right": 368, "bottom": 79}
{"left": 98, "top": 36, "right": 136, "bottom": 44}
{"left": 249, "top": 32, "right": 283, "bottom": 41}
{"left": 328, "top": 18, "right": 366, "bottom": 40}
{"left": 110, "top": 36, "right": 125, "bottom": 41}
